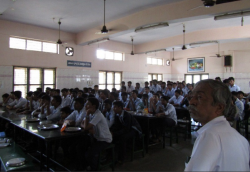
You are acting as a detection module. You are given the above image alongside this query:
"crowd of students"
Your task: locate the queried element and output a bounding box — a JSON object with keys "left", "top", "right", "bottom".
{"left": 0, "top": 77, "right": 249, "bottom": 170}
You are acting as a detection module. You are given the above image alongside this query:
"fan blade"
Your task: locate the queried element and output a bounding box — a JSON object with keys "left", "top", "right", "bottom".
{"left": 188, "top": 5, "right": 204, "bottom": 11}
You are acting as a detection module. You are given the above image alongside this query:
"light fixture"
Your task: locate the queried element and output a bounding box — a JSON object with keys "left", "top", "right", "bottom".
{"left": 145, "top": 49, "right": 166, "bottom": 54}
{"left": 189, "top": 40, "right": 218, "bottom": 47}
{"left": 88, "top": 38, "right": 109, "bottom": 45}
{"left": 214, "top": 11, "right": 250, "bottom": 21}
{"left": 135, "top": 22, "right": 169, "bottom": 33}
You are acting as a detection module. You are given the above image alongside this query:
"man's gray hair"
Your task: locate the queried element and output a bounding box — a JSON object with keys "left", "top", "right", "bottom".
{"left": 195, "top": 79, "right": 233, "bottom": 117}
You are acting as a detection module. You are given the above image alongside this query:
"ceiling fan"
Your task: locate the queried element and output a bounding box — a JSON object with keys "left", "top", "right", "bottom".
{"left": 189, "top": 0, "right": 240, "bottom": 11}
{"left": 182, "top": 24, "right": 187, "bottom": 50}
{"left": 210, "top": 42, "right": 225, "bottom": 58}
{"left": 131, "top": 37, "right": 134, "bottom": 55}
{"left": 101, "top": 0, "right": 108, "bottom": 34}
{"left": 172, "top": 48, "right": 183, "bottom": 61}
{"left": 57, "top": 19, "right": 62, "bottom": 44}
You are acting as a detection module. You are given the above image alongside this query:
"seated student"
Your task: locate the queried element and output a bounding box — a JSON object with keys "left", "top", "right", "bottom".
{"left": 237, "top": 91, "right": 246, "bottom": 104}
{"left": 80, "top": 98, "right": 112, "bottom": 171}
{"left": 99, "top": 89, "right": 109, "bottom": 111}
{"left": 16, "top": 91, "right": 33, "bottom": 113}
{"left": 109, "top": 92, "right": 119, "bottom": 103}
{"left": 121, "top": 92, "right": 129, "bottom": 108}
{"left": 149, "top": 93, "right": 162, "bottom": 114}
{"left": 232, "top": 92, "right": 244, "bottom": 120}
{"left": 0, "top": 93, "right": 14, "bottom": 107}
{"left": 112, "top": 88, "right": 117, "bottom": 93}
{"left": 102, "top": 99, "right": 115, "bottom": 128}
{"left": 155, "top": 96, "right": 177, "bottom": 127}
{"left": 140, "top": 81, "right": 149, "bottom": 94}
{"left": 31, "top": 92, "right": 46, "bottom": 116}
{"left": 39, "top": 95, "right": 62, "bottom": 122}
{"left": 63, "top": 97, "right": 86, "bottom": 127}
{"left": 156, "top": 91, "right": 163, "bottom": 99}
{"left": 54, "top": 89, "right": 61, "bottom": 96}
{"left": 20, "top": 91, "right": 40, "bottom": 114}
{"left": 45, "top": 87, "right": 51, "bottom": 95}
{"left": 180, "top": 91, "right": 192, "bottom": 108}
{"left": 144, "top": 86, "right": 153, "bottom": 101}
{"left": 83, "top": 87, "right": 89, "bottom": 95}
{"left": 57, "top": 106, "right": 72, "bottom": 126}
{"left": 128, "top": 90, "right": 144, "bottom": 111}
{"left": 141, "top": 94, "right": 149, "bottom": 109}
{"left": 126, "top": 81, "right": 134, "bottom": 93}
{"left": 111, "top": 101, "right": 142, "bottom": 164}
{"left": 7, "top": 91, "right": 27, "bottom": 110}
{"left": 61, "top": 88, "right": 71, "bottom": 108}
{"left": 135, "top": 83, "right": 143, "bottom": 95}
{"left": 173, "top": 82, "right": 178, "bottom": 91}
{"left": 77, "top": 90, "right": 83, "bottom": 98}
{"left": 160, "top": 82, "right": 167, "bottom": 95}
{"left": 119, "top": 86, "right": 127, "bottom": 100}
{"left": 169, "top": 90, "right": 184, "bottom": 107}
{"left": 165, "top": 83, "right": 175, "bottom": 98}
{"left": 69, "top": 90, "right": 77, "bottom": 111}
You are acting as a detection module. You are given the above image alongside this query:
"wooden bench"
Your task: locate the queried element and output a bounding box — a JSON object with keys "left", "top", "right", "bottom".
{"left": 0, "top": 141, "right": 35, "bottom": 172}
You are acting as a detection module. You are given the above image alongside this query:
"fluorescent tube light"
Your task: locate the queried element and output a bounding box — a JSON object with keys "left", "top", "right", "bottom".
{"left": 146, "top": 49, "right": 166, "bottom": 54}
{"left": 189, "top": 41, "right": 218, "bottom": 47}
{"left": 135, "top": 22, "right": 169, "bottom": 33}
{"left": 88, "top": 38, "right": 109, "bottom": 45}
{"left": 214, "top": 11, "right": 250, "bottom": 21}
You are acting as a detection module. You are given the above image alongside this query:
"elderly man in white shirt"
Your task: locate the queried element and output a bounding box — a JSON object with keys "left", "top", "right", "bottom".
{"left": 185, "top": 79, "right": 249, "bottom": 171}
{"left": 169, "top": 90, "right": 184, "bottom": 107}
{"left": 151, "top": 80, "right": 161, "bottom": 93}
{"left": 228, "top": 77, "right": 240, "bottom": 92}
{"left": 7, "top": 91, "right": 27, "bottom": 110}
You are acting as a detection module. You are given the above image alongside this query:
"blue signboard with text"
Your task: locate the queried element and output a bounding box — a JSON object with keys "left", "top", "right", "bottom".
{"left": 67, "top": 60, "right": 91, "bottom": 68}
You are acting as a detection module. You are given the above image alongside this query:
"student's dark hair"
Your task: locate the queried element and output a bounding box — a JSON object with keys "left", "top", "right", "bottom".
{"left": 55, "top": 89, "right": 60, "bottom": 94}
{"left": 215, "top": 77, "right": 222, "bottom": 81}
{"left": 121, "top": 81, "right": 125, "bottom": 84}
{"left": 132, "top": 90, "right": 138, "bottom": 95}
{"left": 33, "top": 91, "right": 40, "bottom": 97}
{"left": 38, "top": 92, "right": 46, "bottom": 99}
{"left": 136, "top": 83, "right": 140, "bottom": 85}
{"left": 78, "top": 90, "right": 83, "bottom": 94}
{"left": 41, "top": 95, "right": 51, "bottom": 102}
{"left": 104, "top": 99, "right": 112, "bottom": 105}
{"left": 60, "top": 106, "right": 72, "bottom": 114}
{"left": 142, "top": 94, "right": 148, "bottom": 99}
{"left": 175, "top": 90, "right": 181, "bottom": 95}
{"left": 94, "top": 85, "right": 98, "bottom": 88}
{"left": 100, "top": 90, "right": 109, "bottom": 97}
{"left": 237, "top": 91, "right": 244, "bottom": 95}
{"left": 74, "top": 87, "right": 79, "bottom": 91}
{"left": 2, "top": 93, "right": 9, "bottom": 98}
{"left": 46, "top": 87, "right": 51, "bottom": 91}
{"left": 121, "top": 86, "right": 126, "bottom": 91}
{"left": 75, "top": 97, "right": 85, "bottom": 105}
{"left": 128, "top": 81, "right": 132, "bottom": 84}
{"left": 88, "top": 94, "right": 95, "bottom": 98}
{"left": 223, "top": 79, "right": 229, "bottom": 84}
{"left": 167, "top": 83, "right": 173, "bottom": 86}
{"left": 113, "top": 101, "right": 124, "bottom": 108}
{"left": 156, "top": 91, "right": 162, "bottom": 95}
{"left": 61, "top": 88, "right": 68, "bottom": 92}
{"left": 228, "top": 77, "right": 235, "bottom": 81}
{"left": 36, "top": 88, "right": 42, "bottom": 92}
{"left": 82, "top": 93, "right": 89, "bottom": 99}
{"left": 145, "top": 81, "right": 149, "bottom": 84}
{"left": 53, "top": 95, "right": 62, "bottom": 104}
{"left": 121, "top": 92, "right": 128, "bottom": 96}
{"left": 173, "top": 82, "right": 177, "bottom": 85}
{"left": 161, "top": 96, "right": 170, "bottom": 102}
{"left": 10, "top": 91, "right": 15, "bottom": 94}
{"left": 14, "top": 91, "right": 22, "bottom": 99}
{"left": 231, "top": 91, "right": 238, "bottom": 96}
{"left": 112, "top": 88, "right": 117, "bottom": 92}
{"left": 87, "top": 98, "right": 99, "bottom": 109}
{"left": 153, "top": 93, "right": 159, "bottom": 98}
{"left": 150, "top": 91, "right": 154, "bottom": 94}
{"left": 83, "top": 87, "right": 89, "bottom": 92}
{"left": 71, "top": 90, "right": 77, "bottom": 94}
{"left": 110, "top": 92, "right": 119, "bottom": 99}
{"left": 145, "top": 86, "right": 149, "bottom": 89}
{"left": 27, "top": 91, "right": 33, "bottom": 97}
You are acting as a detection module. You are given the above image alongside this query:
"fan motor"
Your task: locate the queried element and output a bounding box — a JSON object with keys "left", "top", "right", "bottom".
{"left": 203, "top": 0, "right": 215, "bottom": 7}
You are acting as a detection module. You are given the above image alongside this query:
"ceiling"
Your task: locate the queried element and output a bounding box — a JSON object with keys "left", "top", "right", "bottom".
{"left": 0, "top": 0, "right": 250, "bottom": 46}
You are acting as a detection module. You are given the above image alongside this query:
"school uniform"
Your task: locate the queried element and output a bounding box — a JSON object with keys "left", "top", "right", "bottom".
{"left": 65, "top": 106, "right": 86, "bottom": 127}
{"left": 61, "top": 96, "right": 71, "bottom": 108}
{"left": 8, "top": 97, "right": 27, "bottom": 108}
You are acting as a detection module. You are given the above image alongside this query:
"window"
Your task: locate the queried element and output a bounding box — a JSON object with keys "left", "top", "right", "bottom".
{"left": 99, "top": 71, "right": 122, "bottom": 91}
{"left": 9, "top": 37, "right": 59, "bottom": 54}
{"left": 96, "top": 49, "right": 124, "bottom": 61}
{"left": 13, "top": 67, "right": 56, "bottom": 97}
{"left": 148, "top": 73, "right": 163, "bottom": 81}
{"left": 147, "top": 57, "right": 163, "bottom": 66}
{"left": 185, "top": 74, "right": 209, "bottom": 84}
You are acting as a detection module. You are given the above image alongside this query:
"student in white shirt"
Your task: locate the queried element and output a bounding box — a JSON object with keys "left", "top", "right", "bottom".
{"left": 149, "top": 93, "right": 162, "bottom": 114}
{"left": 0, "top": 93, "right": 14, "bottom": 107}
{"left": 126, "top": 81, "right": 134, "bottom": 93}
{"left": 169, "top": 90, "right": 184, "bottom": 107}
{"left": 128, "top": 90, "right": 144, "bottom": 111}
{"left": 20, "top": 91, "right": 40, "bottom": 114}
{"left": 160, "top": 82, "right": 167, "bottom": 95}
{"left": 99, "top": 90, "right": 109, "bottom": 111}
{"left": 185, "top": 79, "right": 249, "bottom": 171}
{"left": 121, "top": 92, "right": 129, "bottom": 108}
{"left": 151, "top": 80, "right": 161, "bottom": 93}
{"left": 7, "top": 91, "right": 27, "bottom": 110}
{"left": 69, "top": 90, "right": 77, "bottom": 111}
{"left": 81, "top": 97, "right": 112, "bottom": 171}
{"left": 109, "top": 92, "right": 119, "bottom": 103}
{"left": 144, "top": 86, "right": 153, "bottom": 101}
{"left": 228, "top": 77, "right": 240, "bottom": 92}
{"left": 141, "top": 94, "right": 149, "bottom": 109}
{"left": 119, "top": 86, "right": 127, "bottom": 101}
{"left": 165, "top": 83, "right": 175, "bottom": 98}
{"left": 61, "top": 88, "right": 71, "bottom": 108}
{"left": 237, "top": 91, "right": 246, "bottom": 104}
{"left": 102, "top": 99, "right": 115, "bottom": 128}
{"left": 119, "top": 81, "right": 126, "bottom": 92}
{"left": 173, "top": 82, "right": 178, "bottom": 91}
{"left": 135, "top": 83, "right": 143, "bottom": 95}
{"left": 141, "top": 81, "right": 149, "bottom": 94}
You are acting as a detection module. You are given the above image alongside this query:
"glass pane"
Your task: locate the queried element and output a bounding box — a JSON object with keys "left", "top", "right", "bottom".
{"left": 107, "top": 72, "right": 114, "bottom": 84}
{"left": 43, "top": 42, "right": 57, "bottom": 53}
{"left": 99, "top": 85, "right": 105, "bottom": 90}
{"left": 158, "top": 75, "right": 162, "bottom": 81}
{"left": 107, "top": 85, "right": 113, "bottom": 92}
{"left": 44, "top": 69, "right": 55, "bottom": 84}
{"left": 44, "top": 85, "right": 55, "bottom": 92}
{"left": 114, "top": 53, "right": 123, "bottom": 61}
{"left": 115, "top": 73, "right": 121, "bottom": 84}
{"left": 186, "top": 75, "right": 193, "bottom": 84}
{"left": 153, "top": 74, "right": 157, "bottom": 80}
{"left": 9, "top": 37, "right": 26, "bottom": 50}
{"left": 14, "top": 85, "right": 27, "bottom": 98}
{"left": 193, "top": 75, "right": 201, "bottom": 84}
{"left": 99, "top": 72, "right": 106, "bottom": 84}
{"left": 147, "top": 57, "right": 151, "bottom": 64}
{"left": 152, "top": 58, "right": 157, "bottom": 65}
{"left": 201, "top": 75, "right": 209, "bottom": 80}
{"left": 105, "top": 51, "right": 114, "bottom": 60}
{"left": 30, "top": 68, "right": 41, "bottom": 84}
{"left": 97, "top": 49, "right": 105, "bottom": 59}
{"left": 115, "top": 85, "right": 120, "bottom": 90}
{"left": 29, "top": 85, "right": 41, "bottom": 92}
{"left": 14, "top": 67, "right": 27, "bottom": 84}
{"left": 158, "top": 59, "right": 163, "bottom": 65}
{"left": 27, "top": 40, "right": 42, "bottom": 51}
{"left": 148, "top": 75, "right": 152, "bottom": 82}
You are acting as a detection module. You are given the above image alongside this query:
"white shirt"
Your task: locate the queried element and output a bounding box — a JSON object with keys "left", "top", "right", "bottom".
{"left": 169, "top": 95, "right": 184, "bottom": 105}
{"left": 135, "top": 87, "right": 143, "bottom": 94}
{"left": 89, "top": 109, "right": 112, "bottom": 143}
{"left": 185, "top": 116, "right": 250, "bottom": 171}
{"left": 235, "top": 98, "right": 245, "bottom": 120}
{"left": 61, "top": 96, "right": 71, "bottom": 108}
{"left": 65, "top": 107, "right": 86, "bottom": 127}
{"left": 46, "top": 105, "right": 62, "bottom": 122}
{"left": 9, "top": 97, "right": 27, "bottom": 108}
{"left": 31, "top": 100, "right": 40, "bottom": 110}
{"left": 105, "top": 109, "right": 115, "bottom": 128}
{"left": 158, "top": 103, "right": 177, "bottom": 124}
{"left": 229, "top": 84, "right": 241, "bottom": 92}
{"left": 165, "top": 88, "right": 175, "bottom": 98}
{"left": 151, "top": 84, "right": 161, "bottom": 93}
{"left": 126, "top": 86, "right": 135, "bottom": 93}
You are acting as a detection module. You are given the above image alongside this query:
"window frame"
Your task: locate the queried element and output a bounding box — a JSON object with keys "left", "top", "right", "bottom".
{"left": 184, "top": 73, "right": 209, "bottom": 84}
{"left": 148, "top": 73, "right": 163, "bottom": 81}
{"left": 13, "top": 66, "right": 56, "bottom": 95}
{"left": 147, "top": 56, "right": 164, "bottom": 66}
{"left": 96, "top": 49, "right": 125, "bottom": 61}
{"left": 99, "top": 71, "right": 122, "bottom": 91}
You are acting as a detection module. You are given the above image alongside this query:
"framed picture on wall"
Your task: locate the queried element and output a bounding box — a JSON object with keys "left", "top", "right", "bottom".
{"left": 187, "top": 57, "right": 205, "bottom": 73}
